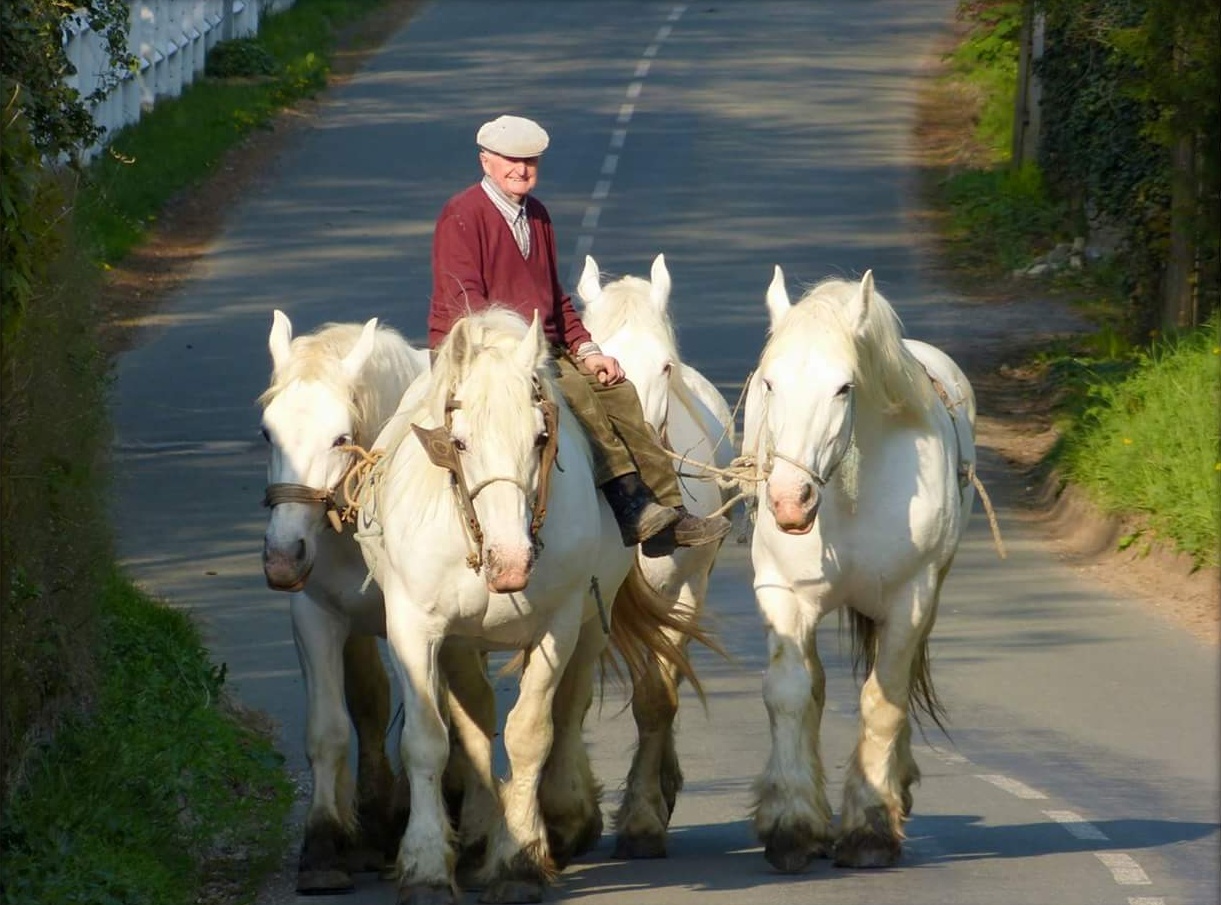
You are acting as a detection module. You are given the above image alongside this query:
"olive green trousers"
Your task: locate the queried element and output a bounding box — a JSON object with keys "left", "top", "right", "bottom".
{"left": 551, "top": 351, "right": 682, "bottom": 509}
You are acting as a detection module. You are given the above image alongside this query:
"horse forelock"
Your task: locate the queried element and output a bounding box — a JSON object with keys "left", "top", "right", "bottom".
{"left": 260, "top": 321, "right": 423, "bottom": 445}
{"left": 394, "top": 310, "right": 568, "bottom": 510}
{"left": 584, "top": 275, "right": 680, "bottom": 360}
{"left": 763, "top": 278, "right": 939, "bottom": 421}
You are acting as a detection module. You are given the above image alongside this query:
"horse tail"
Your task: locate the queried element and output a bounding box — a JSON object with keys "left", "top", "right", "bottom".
{"left": 848, "top": 610, "right": 949, "bottom": 739}
{"left": 601, "top": 560, "right": 724, "bottom": 705}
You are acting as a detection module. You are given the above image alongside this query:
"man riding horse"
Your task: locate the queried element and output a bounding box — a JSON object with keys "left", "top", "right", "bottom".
{"left": 427, "top": 114, "right": 731, "bottom": 558}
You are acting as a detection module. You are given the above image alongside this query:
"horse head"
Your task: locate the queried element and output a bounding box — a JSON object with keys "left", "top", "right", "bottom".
{"left": 751, "top": 267, "right": 870, "bottom": 533}
{"left": 259, "top": 310, "right": 381, "bottom": 591}
{"left": 577, "top": 253, "right": 679, "bottom": 437}
{"left": 427, "top": 309, "right": 555, "bottom": 594}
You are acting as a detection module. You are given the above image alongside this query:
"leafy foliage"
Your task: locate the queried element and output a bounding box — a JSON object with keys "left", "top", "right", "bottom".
{"left": 205, "top": 38, "right": 279, "bottom": 79}
{"left": 1035, "top": 0, "right": 1220, "bottom": 333}
{"left": 0, "top": 0, "right": 133, "bottom": 157}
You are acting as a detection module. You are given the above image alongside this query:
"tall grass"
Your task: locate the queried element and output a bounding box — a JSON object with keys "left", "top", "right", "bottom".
{"left": 0, "top": 574, "right": 292, "bottom": 905}
{"left": 1052, "top": 320, "right": 1221, "bottom": 568}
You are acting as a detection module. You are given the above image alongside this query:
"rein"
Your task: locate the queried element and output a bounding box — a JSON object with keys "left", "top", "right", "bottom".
{"left": 411, "top": 393, "right": 560, "bottom": 574}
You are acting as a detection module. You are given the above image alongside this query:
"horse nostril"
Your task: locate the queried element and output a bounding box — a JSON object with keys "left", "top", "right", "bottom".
{"left": 799, "top": 483, "right": 813, "bottom": 505}
{"left": 294, "top": 538, "right": 306, "bottom": 563}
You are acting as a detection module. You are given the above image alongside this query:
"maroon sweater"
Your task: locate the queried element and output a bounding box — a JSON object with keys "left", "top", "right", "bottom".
{"left": 428, "top": 184, "right": 593, "bottom": 353}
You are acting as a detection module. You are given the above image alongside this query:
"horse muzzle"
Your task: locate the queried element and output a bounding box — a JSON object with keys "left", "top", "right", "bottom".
{"left": 484, "top": 545, "right": 535, "bottom": 594}
{"left": 262, "top": 537, "right": 313, "bottom": 592}
{"left": 769, "top": 484, "right": 820, "bottom": 534}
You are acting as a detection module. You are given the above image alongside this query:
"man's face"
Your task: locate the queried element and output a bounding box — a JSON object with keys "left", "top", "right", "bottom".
{"left": 480, "top": 150, "right": 540, "bottom": 203}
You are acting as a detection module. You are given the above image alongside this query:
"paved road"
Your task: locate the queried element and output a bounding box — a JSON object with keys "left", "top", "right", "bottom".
{"left": 110, "top": 2, "right": 1220, "bottom": 904}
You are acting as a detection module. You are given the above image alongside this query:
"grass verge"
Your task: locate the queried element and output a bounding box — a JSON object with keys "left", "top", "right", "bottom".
{"left": 1043, "top": 320, "right": 1221, "bottom": 569}
{"left": 0, "top": 573, "right": 293, "bottom": 905}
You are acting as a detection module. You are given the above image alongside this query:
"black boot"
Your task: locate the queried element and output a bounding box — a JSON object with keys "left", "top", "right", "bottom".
{"left": 601, "top": 472, "right": 680, "bottom": 547}
{"left": 640, "top": 507, "right": 732, "bottom": 558}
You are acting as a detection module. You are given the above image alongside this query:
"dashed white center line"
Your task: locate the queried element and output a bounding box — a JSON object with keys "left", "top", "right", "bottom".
{"left": 1043, "top": 810, "right": 1108, "bottom": 841}
{"left": 572, "top": 5, "right": 685, "bottom": 280}
{"left": 1095, "top": 853, "right": 1152, "bottom": 886}
{"left": 1127, "top": 898, "right": 1165, "bottom": 905}
{"left": 976, "top": 774, "right": 1048, "bottom": 799}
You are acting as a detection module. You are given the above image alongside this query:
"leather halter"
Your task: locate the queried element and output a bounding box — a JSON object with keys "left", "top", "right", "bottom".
{"left": 411, "top": 391, "right": 560, "bottom": 574}
{"left": 262, "top": 444, "right": 382, "bottom": 533}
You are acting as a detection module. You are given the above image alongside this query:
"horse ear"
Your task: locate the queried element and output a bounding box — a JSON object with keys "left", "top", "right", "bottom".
{"left": 649, "top": 253, "right": 671, "bottom": 314}
{"left": 515, "top": 311, "right": 546, "bottom": 371}
{"left": 847, "top": 270, "right": 874, "bottom": 335}
{"left": 341, "top": 317, "right": 378, "bottom": 380}
{"left": 449, "top": 318, "right": 472, "bottom": 367}
{"left": 576, "top": 255, "right": 602, "bottom": 306}
{"left": 765, "top": 265, "right": 792, "bottom": 329}
{"left": 269, "top": 309, "right": 293, "bottom": 373}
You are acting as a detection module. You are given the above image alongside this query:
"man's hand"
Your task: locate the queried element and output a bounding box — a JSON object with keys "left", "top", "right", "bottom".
{"left": 580, "top": 352, "right": 626, "bottom": 386}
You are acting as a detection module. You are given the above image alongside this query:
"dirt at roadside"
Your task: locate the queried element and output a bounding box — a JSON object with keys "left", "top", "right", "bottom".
{"left": 94, "top": 5, "right": 1218, "bottom": 646}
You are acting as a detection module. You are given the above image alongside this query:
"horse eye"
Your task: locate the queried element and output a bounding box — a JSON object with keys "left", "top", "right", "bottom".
{"left": 534, "top": 431, "right": 549, "bottom": 449}
{"left": 260, "top": 427, "right": 270, "bottom": 443}
{"left": 762, "top": 378, "right": 773, "bottom": 393}
{"left": 836, "top": 383, "right": 854, "bottom": 397}
{"left": 453, "top": 438, "right": 467, "bottom": 452}
{"left": 332, "top": 434, "right": 352, "bottom": 449}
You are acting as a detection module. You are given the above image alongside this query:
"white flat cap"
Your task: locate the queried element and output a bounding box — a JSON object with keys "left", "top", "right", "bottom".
{"left": 476, "top": 115, "right": 550, "bottom": 158}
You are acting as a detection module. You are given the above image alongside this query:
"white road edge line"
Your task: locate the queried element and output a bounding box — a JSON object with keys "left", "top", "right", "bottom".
{"left": 975, "top": 774, "right": 1047, "bottom": 799}
{"left": 1095, "top": 853, "right": 1152, "bottom": 886}
{"left": 1043, "top": 810, "right": 1109, "bottom": 841}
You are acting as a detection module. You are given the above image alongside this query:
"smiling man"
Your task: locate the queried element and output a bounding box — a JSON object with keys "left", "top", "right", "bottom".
{"left": 426, "top": 114, "right": 730, "bottom": 557}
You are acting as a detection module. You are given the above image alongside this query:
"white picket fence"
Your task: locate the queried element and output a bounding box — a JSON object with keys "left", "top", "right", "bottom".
{"left": 63, "top": 0, "right": 297, "bottom": 161}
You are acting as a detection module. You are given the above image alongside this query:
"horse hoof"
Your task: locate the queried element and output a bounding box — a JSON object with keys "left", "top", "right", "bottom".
{"left": 455, "top": 838, "right": 489, "bottom": 889}
{"left": 398, "top": 882, "right": 456, "bottom": 905}
{"left": 764, "top": 841, "right": 814, "bottom": 874}
{"left": 833, "top": 827, "right": 901, "bottom": 868}
{"left": 479, "top": 879, "right": 544, "bottom": 904}
{"left": 549, "top": 814, "right": 603, "bottom": 869}
{"left": 611, "top": 831, "right": 667, "bottom": 860}
{"left": 297, "top": 867, "right": 355, "bottom": 895}
{"left": 761, "top": 823, "right": 829, "bottom": 874}
{"left": 344, "top": 845, "right": 387, "bottom": 874}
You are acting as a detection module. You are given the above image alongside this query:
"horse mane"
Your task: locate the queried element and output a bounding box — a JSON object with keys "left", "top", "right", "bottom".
{"left": 763, "top": 277, "right": 940, "bottom": 421}
{"left": 582, "top": 273, "right": 713, "bottom": 434}
{"left": 258, "top": 321, "right": 428, "bottom": 445}
{"left": 389, "top": 307, "right": 560, "bottom": 507}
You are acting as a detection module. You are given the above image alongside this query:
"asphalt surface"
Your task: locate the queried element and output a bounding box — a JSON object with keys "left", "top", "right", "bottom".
{"left": 110, "top": 2, "right": 1220, "bottom": 903}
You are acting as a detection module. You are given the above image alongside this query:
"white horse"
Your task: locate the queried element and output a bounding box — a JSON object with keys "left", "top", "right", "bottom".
{"left": 259, "top": 311, "right": 430, "bottom": 893}
{"left": 358, "top": 308, "right": 701, "bottom": 905}
{"left": 742, "top": 269, "right": 976, "bottom": 872}
{"left": 576, "top": 253, "right": 735, "bottom": 859}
